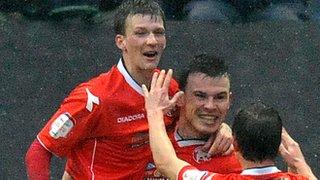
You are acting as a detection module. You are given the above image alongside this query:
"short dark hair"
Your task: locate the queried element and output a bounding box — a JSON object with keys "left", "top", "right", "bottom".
{"left": 114, "top": 0, "right": 165, "bottom": 35}
{"left": 232, "top": 102, "right": 282, "bottom": 162}
{"left": 177, "top": 53, "right": 229, "bottom": 91}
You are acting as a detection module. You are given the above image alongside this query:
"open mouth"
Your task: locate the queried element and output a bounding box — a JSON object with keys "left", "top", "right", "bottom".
{"left": 143, "top": 51, "right": 158, "bottom": 58}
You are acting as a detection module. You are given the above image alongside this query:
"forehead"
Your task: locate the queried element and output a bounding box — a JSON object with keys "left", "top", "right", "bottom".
{"left": 125, "top": 14, "right": 164, "bottom": 30}
{"left": 185, "top": 73, "right": 230, "bottom": 93}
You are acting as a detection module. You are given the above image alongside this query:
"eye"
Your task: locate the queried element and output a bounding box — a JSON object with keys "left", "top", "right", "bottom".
{"left": 154, "top": 29, "right": 165, "bottom": 36}
{"left": 194, "top": 92, "right": 207, "bottom": 100}
{"left": 215, "top": 93, "right": 227, "bottom": 101}
{"left": 134, "top": 30, "right": 148, "bottom": 36}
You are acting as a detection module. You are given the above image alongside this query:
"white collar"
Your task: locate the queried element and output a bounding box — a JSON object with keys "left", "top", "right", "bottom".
{"left": 241, "top": 166, "right": 281, "bottom": 175}
{"left": 117, "top": 58, "right": 144, "bottom": 96}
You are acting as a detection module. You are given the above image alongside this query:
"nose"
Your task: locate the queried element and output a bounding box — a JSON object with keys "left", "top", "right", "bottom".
{"left": 203, "top": 98, "right": 217, "bottom": 111}
{"left": 146, "top": 33, "right": 157, "bottom": 45}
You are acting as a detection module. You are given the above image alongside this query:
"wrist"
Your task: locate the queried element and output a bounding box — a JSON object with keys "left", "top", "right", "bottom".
{"left": 147, "top": 109, "right": 163, "bottom": 117}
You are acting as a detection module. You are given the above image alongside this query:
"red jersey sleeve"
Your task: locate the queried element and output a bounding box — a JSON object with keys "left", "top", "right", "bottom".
{"left": 37, "top": 83, "right": 101, "bottom": 157}
{"left": 178, "top": 165, "right": 216, "bottom": 180}
{"left": 25, "top": 139, "right": 52, "bottom": 180}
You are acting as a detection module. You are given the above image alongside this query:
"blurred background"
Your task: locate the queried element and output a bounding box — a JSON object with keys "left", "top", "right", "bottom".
{"left": 0, "top": 0, "right": 320, "bottom": 22}
{"left": 0, "top": 0, "right": 319, "bottom": 179}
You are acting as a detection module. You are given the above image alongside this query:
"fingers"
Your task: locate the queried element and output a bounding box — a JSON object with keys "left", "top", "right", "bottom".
{"left": 217, "top": 138, "right": 232, "bottom": 155}
{"left": 207, "top": 133, "right": 232, "bottom": 157}
{"left": 222, "top": 144, "right": 234, "bottom": 156}
{"left": 206, "top": 123, "right": 233, "bottom": 156}
{"left": 281, "top": 128, "right": 298, "bottom": 150}
{"left": 282, "top": 128, "right": 295, "bottom": 144}
{"left": 151, "top": 72, "right": 159, "bottom": 90}
{"left": 156, "top": 70, "right": 166, "bottom": 89}
{"left": 202, "top": 135, "right": 215, "bottom": 153}
{"left": 151, "top": 69, "right": 173, "bottom": 91}
{"left": 163, "top": 69, "right": 173, "bottom": 91}
{"left": 170, "top": 91, "right": 184, "bottom": 105}
{"left": 279, "top": 143, "right": 288, "bottom": 157}
{"left": 207, "top": 137, "right": 219, "bottom": 157}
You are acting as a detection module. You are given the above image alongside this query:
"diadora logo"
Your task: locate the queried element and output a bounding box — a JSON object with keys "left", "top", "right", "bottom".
{"left": 117, "top": 113, "right": 145, "bottom": 123}
{"left": 86, "top": 88, "right": 99, "bottom": 112}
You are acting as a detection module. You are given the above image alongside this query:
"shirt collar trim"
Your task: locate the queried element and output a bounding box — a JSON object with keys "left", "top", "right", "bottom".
{"left": 117, "top": 58, "right": 144, "bottom": 96}
{"left": 174, "top": 129, "right": 207, "bottom": 147}
{"left": 241, "top": 166, "right": 280, "bottom": 175}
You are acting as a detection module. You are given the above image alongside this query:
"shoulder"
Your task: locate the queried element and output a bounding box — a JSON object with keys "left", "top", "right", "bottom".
{"left": 71, "top": 65, "right": 122, "bottom": 99}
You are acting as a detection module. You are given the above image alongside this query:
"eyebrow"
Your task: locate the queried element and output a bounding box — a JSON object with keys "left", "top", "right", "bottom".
{"left": 134, "top": 26, "right": 165, "bottom": 31}
{"left": 193, "top": 90, "right": 228, "bottom": 96}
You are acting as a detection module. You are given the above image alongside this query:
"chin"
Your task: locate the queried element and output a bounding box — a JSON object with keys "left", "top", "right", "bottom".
{"left": 201, "top": 126, "right": 220, "bottom": 134}
{"left": 142, "top": 65, "right": 157, "bottom": 70}
{"left": 195, "top": 126, "right": 215, "bottom": 135}
{"left": 144, "top": 62, "right": 159, "bottom": 69}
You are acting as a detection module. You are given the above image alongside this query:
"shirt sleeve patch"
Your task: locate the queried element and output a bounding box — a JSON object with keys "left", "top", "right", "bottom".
{"left": 49, "top": 113, "right": 74, "bottom": 139}
{"left": 85, "top": 88, "right": 99, "bottom": 112}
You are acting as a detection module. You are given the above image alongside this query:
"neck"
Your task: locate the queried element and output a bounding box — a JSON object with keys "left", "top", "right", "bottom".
{"left": 122, "top": 58, "right": 154, "bottom": 87}
{"left": 130, "top": 68, "right": 153, "bottom": 87}
{"left": 236, "top": 153, "right": 275, "bottom": 169}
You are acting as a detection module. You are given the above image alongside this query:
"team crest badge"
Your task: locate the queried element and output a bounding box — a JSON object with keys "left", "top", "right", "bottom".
{"left": 193, "top": 146, "right": 212, "bottom": 163}
{"left": 165, "top": 104, "right": 177, "bottom": 117}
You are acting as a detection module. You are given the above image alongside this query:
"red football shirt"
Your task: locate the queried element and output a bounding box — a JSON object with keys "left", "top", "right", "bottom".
{"left": 145, "top": 131, "right": 242, "bottom": 179}
{"left": 178, "top": 165, "right": 308, "bottom": 180}
{"left": 37, "top": 59, "right": 179, "bottom": 179}
{"left": 172, "top": 131, "right": 242, "bottom": 174}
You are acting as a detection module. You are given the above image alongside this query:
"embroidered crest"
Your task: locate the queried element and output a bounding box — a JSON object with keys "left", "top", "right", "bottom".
{"left": 193, "top": 146, "right": 212, "bottom": 163}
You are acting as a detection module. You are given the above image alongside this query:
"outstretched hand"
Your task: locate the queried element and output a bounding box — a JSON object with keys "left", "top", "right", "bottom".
{"left": 279, "top": 128, "right": 317, "bottom": 180}
{"left": 142, "top": 69, "right": 184, "bottom": 116}
{"left": 279, "top": 128, "right": 305, "bottom": 173}
{"left": 142, "top": 69, "right": 190, "bottom": 180}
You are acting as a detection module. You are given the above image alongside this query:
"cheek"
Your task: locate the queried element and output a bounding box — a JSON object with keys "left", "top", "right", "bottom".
{"left": 126, "top": 37, "right": 143, "bottom": 48}
{"left": 218, "top": 103, "right": 230, "bottom": 114}
{"left": 186, "top": 103, "right": 199, "bottom": 116}
{"left": 159, "top": 37, "right": 166, "bottom": 47}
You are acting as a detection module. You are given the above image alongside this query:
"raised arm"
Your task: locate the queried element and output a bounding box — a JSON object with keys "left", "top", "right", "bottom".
{"left": 142, "top": 69, "right": 187, "bottom": 179}
{"left": 279, "top": 128, "right": 317, "bottom": 180}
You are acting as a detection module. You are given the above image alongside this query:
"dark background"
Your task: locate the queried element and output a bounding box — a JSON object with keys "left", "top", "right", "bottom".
{"left": 0, "top": 13, "right": 319, "bottom": 179}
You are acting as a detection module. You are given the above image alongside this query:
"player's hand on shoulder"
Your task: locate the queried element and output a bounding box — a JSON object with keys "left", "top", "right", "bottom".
{"left": 203, "top": 123, "right": 233, "bottom": 157}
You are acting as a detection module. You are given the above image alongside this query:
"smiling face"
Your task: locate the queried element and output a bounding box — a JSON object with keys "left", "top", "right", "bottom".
{"left": 180, "top": 73, "right": 231, "bottom": 137}
{"left": 115, "top": 14, "right": 166, "bottom": 72}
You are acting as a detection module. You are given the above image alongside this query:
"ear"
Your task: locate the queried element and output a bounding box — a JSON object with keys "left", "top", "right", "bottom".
{"left": 115, "top": 34, "right": 126, "bottom": 51}
{"left": 176, "top": 93, "right": 186, "bottom": 107}
{"left": 228, "top": 91, "right": 233, "bottom": 110}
